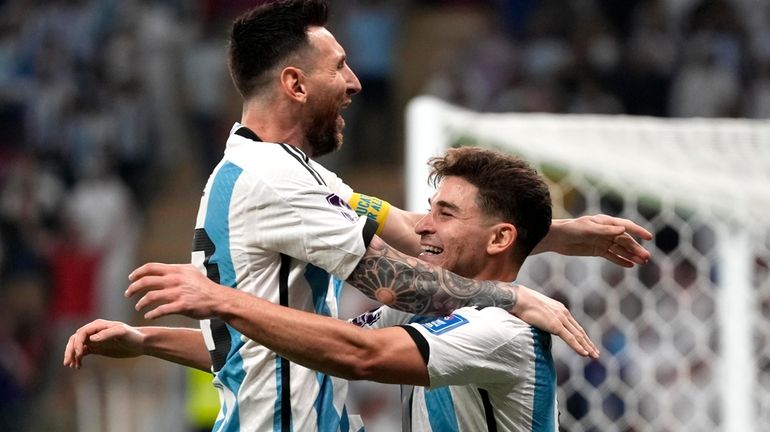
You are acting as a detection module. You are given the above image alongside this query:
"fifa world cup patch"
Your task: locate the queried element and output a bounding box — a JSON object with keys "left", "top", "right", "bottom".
{"left": 419, "top": 314, "right": 469, "bottom": 335}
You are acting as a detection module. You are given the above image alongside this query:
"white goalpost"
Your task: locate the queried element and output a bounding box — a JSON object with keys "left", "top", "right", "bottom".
{"left": 405, "top": 95, "right": 770, "bottom": 431}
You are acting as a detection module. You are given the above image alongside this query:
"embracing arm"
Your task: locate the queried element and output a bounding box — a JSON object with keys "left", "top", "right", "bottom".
{"left": 63, "top": 320, "right": 212, "bottom": 372}
{"left": 218, "top": 291, "right": 429, "bottom": 385}
{"left": 345, "top": 236, "right": 598, "bottom": 357}
{"left": 356, "top": 194, "right": 652, "bottom": 267}
{"left": 530, "top": 215, "right": 652, "bottom": 266}
{"left": 347, "top": 236, "right": 517, "bottom": 315}
{"left": 377, "top": 206, "right": 423, "bottom": 257}
{"left": 124, "top": 266, "right": 428, "bottom": 384}
{"left": 126, "top": 263, "right": 599, "bottom": 358}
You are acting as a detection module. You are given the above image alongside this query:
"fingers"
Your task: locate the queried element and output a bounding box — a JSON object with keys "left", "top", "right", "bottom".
{"left": 143, "top": 303, "right": 178, "bottom": 320}
{"left": 593, "top": 215, "right": 652, "bottom": 238}
{"left": 616, "top": 219, "right": 653, "bottom": 241}
{"left": 64, "top": 334, "right": 78, "bottom": 368}
{"left": 557, "top": 311, "right": 600, "bottom": 359}
{"left": 128, "top": 262, "right": 185, "bottom": 282}
{"left": 566, "top": 314, "right": 599, "bottom": 358}
{"left": 135, "top": 290, "right": 172, "bottom": 316}
{"left": 613, "top": 234, "right": 651, "bottom": 264}
{"left": 593, "top": 214, "right": 652, "bottom": 266}
{"left": 125, "top": 274, "right": 177, "bottom": 298}
{"left": 603, "top": 246, "right": 635, "bottom": 268}
{"left": 63, "top": 319, "right": 111, "bottom": 368}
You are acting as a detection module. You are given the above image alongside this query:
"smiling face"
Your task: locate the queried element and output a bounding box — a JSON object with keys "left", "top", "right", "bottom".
{"left": 301, "top": 26, "right": 361, "bottom": 157}
{"left": 414, "top": 176, "right": 509, "bottom": 279}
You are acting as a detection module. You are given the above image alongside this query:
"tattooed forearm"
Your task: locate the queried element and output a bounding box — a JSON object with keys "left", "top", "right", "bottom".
{"left": 347, "top": 237, "right": 518, "bottom": 315}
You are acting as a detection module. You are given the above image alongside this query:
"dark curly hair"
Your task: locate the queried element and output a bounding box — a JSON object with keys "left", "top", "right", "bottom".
{"left": 428, "top": 146, "right": 552, "bottom": 264}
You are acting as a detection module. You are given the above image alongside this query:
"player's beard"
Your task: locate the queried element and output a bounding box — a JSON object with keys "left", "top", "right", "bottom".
{"left": 304, "top": 93, "right": 344, "bottom": 158}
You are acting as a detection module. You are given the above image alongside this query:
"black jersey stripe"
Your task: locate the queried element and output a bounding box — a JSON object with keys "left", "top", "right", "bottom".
{"left": 279, "top": 143, "right": 327, "bottom": 186}
{"left": 278, "top": 253, "right": 292, "bottom": 432}
{"left": 478, "top": 388, "right": 498, "bottom": 432}
{"left": 401, "top": 384, "right": 414, "bottom": 432}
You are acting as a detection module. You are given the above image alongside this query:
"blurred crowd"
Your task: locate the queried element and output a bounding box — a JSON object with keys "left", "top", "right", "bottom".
{"left": 419, "top": 0, "right": 770, "bottom": 118}
{"left": 0, "top": 0, "right": 768, "bottom": 430}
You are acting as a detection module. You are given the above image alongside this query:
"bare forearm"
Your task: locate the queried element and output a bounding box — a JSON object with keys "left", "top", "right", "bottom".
{"left": 216, "top": 290, "right": 428, "bottom": 385}
{"left": 531, "top": 218, "right": 567, "bottom": 254}
{"left": 141, "top": 327, "right": 212, "bottom": 372}
{"left": 378, "top": 207, "right": 423, "bottom": 257}
{"left": 346, "top": 236, "right": 518, "bottom": 315}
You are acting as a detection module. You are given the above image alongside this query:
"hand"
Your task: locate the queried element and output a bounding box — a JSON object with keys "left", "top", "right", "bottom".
{"left": 126, "top": 263, "right": 225, "bottom": 320}
{"left": 512, "top": 284, "right": 599, "bottom": 358}
{"left": 542, "top": 215, "right": 653, "bottom": 267}
{"left": 63, "top": 319, "right": 145, "bottom": 369}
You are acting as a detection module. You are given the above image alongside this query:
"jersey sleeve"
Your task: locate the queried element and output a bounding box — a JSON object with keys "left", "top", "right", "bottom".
{"left": 349, "top": 306, "right": 415, "bottom": 329}
{"left": 238, "top": 165, "right": 375, "bottom": 280}
{"left": 310, "top": 159, "right": 355, "bottom": 203}
{"left": 404, "top": 307, "right": 533, "bottom": 388}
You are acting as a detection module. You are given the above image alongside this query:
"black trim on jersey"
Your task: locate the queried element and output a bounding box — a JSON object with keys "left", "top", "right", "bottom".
{"left": 362, "top": 218, "right": 378, "bottom": 248}
{"left": 279, "top": 143, "right": 327, "bottom": 186}
{"left": 279, "top": 254, "right": 291, "bottom": 306}
{"left": 208, "top": 319, "right": 231, "bottom": 372}
{"left": 278, "top": 253, "right": 292, "bottom": 432}
{"left": 233, "top": 127, "right": 326, "bottom": 187}
{"left": 192, "top": 228, "right": 229, "bottom": 372}
{"left": 234, "top": 126, "right": 261, "bottom": 141}
{"left": 193, "top": 228, "right": 220, "bottom": 284}
{"left": 401, "top": 384, "right": 414, "bottom": 432}
{"left": 478, "top": 388, "right": 498, "bottom": 432}
{"left": 398, "top": 325, "right": 430, "bottom": 365}
{"left": 279, "top": 353, "right": 291, "bottom": 432}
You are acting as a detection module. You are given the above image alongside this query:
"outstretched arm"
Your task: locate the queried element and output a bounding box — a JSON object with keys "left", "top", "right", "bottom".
{"left": 63, "top": 319, "right": 211, "bottom": 372}
{"left": 360, "top": 194, "right": 652, "bottom": 266}
{"left": 127, "top": 261, "right": 599, "bottom": 358}
{"left": 533, "top": 215, "right": 653, "bottom": 266}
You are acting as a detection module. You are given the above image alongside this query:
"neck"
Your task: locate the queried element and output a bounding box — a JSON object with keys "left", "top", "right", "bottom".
{"left": 240, "top": 98, "right": 313, "bottom": 155}
{"left": 471, "top": 256, "right": 520, "bottom": 283}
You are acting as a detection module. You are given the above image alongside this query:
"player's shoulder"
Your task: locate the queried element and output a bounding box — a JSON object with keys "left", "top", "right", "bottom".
{"left": 453, "top": 306, "right": 534, "bottom": 336}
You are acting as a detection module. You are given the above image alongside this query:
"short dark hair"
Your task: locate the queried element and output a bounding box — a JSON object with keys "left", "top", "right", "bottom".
{"left": 428, "top": 146, "right": 552, "bottom": 264}
{"left": 228, "top": 0, "right": 329, "bottom": 98}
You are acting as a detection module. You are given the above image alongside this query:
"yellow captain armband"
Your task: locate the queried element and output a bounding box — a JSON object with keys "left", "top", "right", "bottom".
{"left": 348, "top": 192, "right": 391, "bottom": 236}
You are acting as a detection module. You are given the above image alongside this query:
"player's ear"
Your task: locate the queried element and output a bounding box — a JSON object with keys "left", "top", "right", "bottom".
{"left": 487, "top": 223, "right": 517, "bottom": 256}
{"left": 280, "top": 66, "right": 307, "bottom": 103}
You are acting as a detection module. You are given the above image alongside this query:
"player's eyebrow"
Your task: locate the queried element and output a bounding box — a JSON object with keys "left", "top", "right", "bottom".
{"left": 428, "top": 198, "right": 460, "bottom": 212}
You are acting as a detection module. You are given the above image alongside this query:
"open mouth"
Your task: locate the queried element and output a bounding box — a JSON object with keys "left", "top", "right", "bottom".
{"left": 421, "top": 245, "right": 444, "bottom": 255}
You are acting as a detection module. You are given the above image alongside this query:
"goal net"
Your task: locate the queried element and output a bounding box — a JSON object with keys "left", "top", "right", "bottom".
{"left": 405, "top": 96, "right": 770, "bottom": 432}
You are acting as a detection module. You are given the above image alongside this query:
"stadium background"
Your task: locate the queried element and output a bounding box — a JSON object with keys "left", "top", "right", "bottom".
{"left": 1, "top": 0, "right": 769, "bottom": 431}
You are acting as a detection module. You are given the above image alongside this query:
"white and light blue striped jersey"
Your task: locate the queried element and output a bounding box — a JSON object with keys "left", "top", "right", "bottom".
{"left": 353, "top": 306, "right": 558, "bottom": 432}
{"left": 192, "top": 124, "right": 374, "bottom": 432}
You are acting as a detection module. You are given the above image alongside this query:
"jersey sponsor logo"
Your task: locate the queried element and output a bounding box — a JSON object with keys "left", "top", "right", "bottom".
{"left": 326, "top": 193, "right": 357, "bottom": 222}
{"left": 419, "top": 314, "right": 468, "bottom": 335}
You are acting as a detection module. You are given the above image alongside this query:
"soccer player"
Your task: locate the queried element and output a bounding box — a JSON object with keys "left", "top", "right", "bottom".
{"left": 65, "top": 1, "right": 651, "bottom": 431}
{"left": 67, "top": 146, "right": 572, "bottom": 431}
